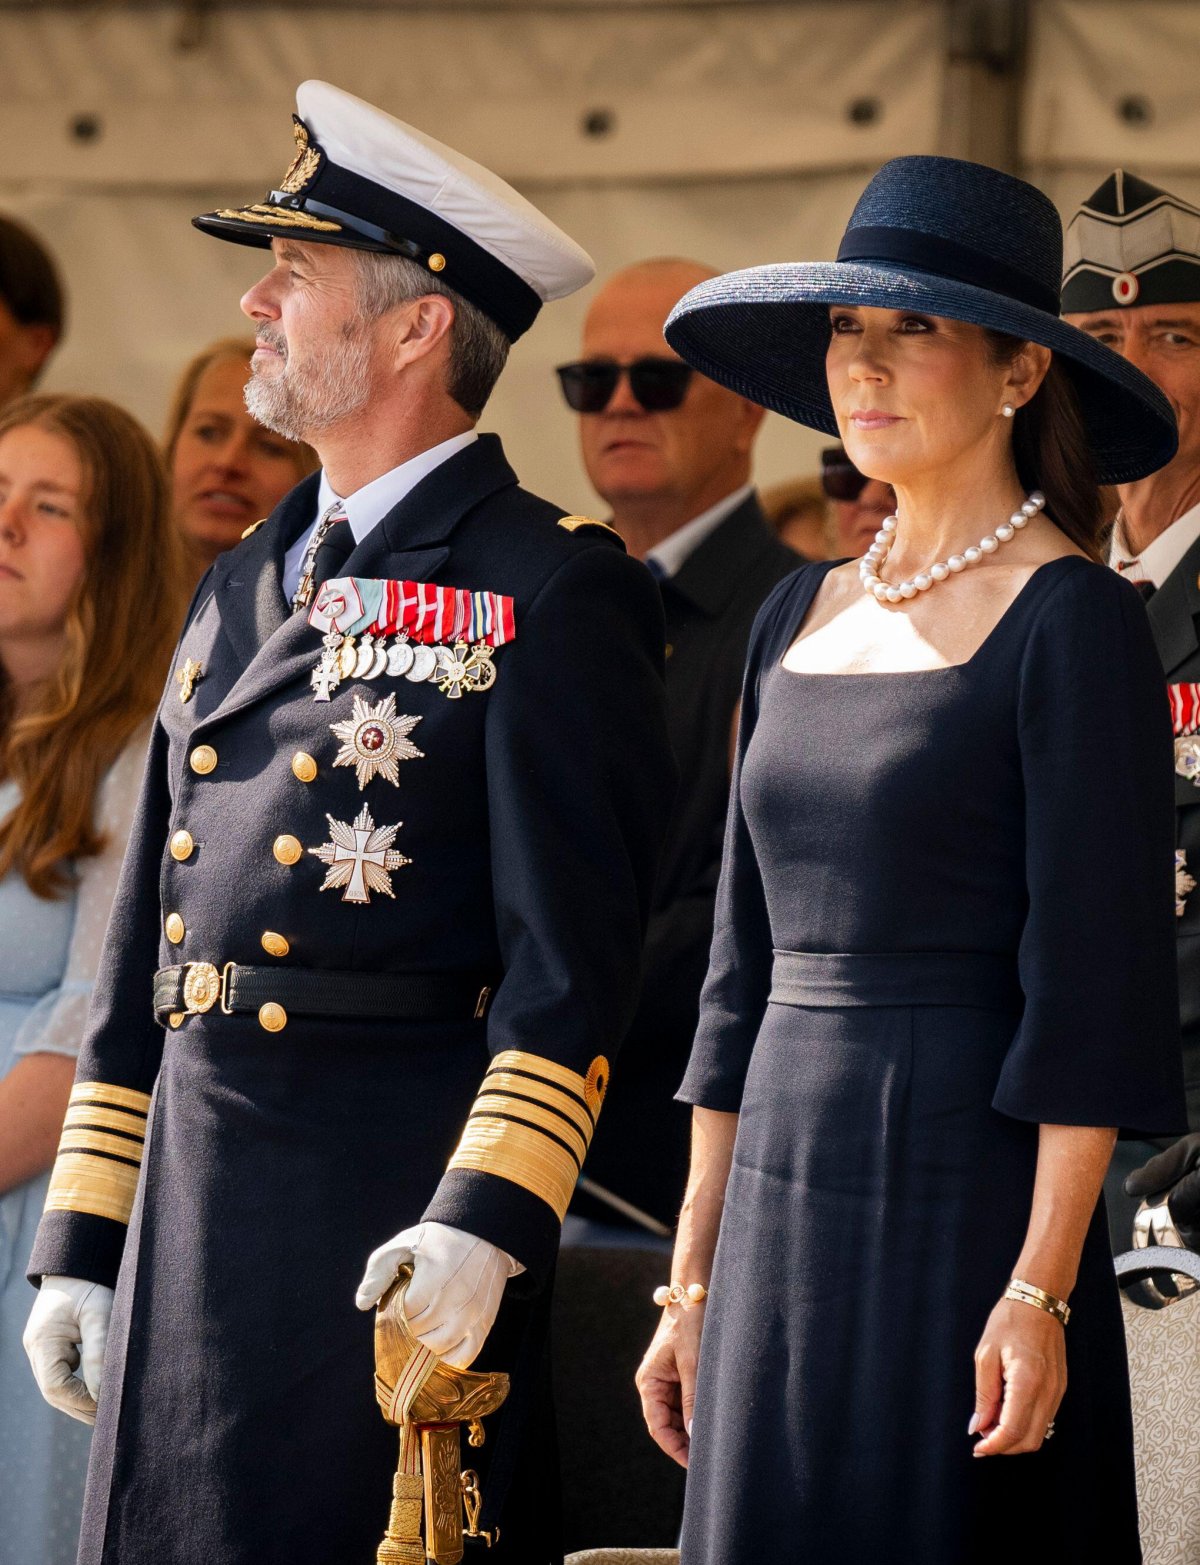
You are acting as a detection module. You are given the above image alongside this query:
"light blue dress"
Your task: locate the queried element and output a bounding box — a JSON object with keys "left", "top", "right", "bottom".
{"left": 0, "top": 738, "right": 146, "bottom": 1565}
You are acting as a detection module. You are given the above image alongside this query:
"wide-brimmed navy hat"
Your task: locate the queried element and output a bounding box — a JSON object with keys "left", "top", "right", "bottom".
{"left": 664, "top": 156, "right": 1177, "bottom": 486}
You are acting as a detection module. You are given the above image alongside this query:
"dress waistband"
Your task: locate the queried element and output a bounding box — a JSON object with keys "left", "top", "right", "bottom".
{"left": 769, "top": 950, "right": 1022, "bottom": 1011}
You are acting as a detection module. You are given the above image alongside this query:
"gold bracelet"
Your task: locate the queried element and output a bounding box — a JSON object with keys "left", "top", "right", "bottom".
{"left": 652, "top": 1282, "right": 708, "bottom": 1308}
{"left": 1004, "top": 1277, "right": 1070, "bottom": 1327}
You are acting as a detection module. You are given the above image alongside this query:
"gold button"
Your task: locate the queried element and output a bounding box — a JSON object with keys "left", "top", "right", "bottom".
{"left": 190, "top": 745, "right": 218, "bottom": 775}
{"left": 665, "top": 643, "right": 674, "bottom": 659}
{"left": 170, "top": 829, "right": 195, "bottom": 861}
{"left": 168, "top": 1012, "right": 185, "bottom": 1029}
{"left": 428, "top": 252, "right": 446, "bottom": 272}
{"left": 258, "top": 1002, "right": 287, "bottom": 1032}
{"left": 260, "top": 930, "right": 290, "bottom": 958}
{"left": 165, "top": 913, "right": 185, "bottom": 944}
{"left": 273, "top": 834, "right": 302, "bottom": 866}
{"left": 291, "top": 752, "right": 318, "bottom": 783}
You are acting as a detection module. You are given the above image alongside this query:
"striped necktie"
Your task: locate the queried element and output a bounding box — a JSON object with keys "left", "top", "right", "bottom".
{"left": 1115, "top": 555, "right": 1156, "bottom": 602}
{"left": 292, "top": 503, "right": 351, "bottom": 613}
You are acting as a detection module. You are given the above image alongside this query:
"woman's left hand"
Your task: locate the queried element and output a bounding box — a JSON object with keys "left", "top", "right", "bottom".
{"left": 970, "top": 1296, "right": 1066, "bottom": 1456}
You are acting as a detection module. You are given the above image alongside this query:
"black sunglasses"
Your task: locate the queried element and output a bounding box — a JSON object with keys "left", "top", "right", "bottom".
{"left": 819, "top": 446, "right": 869, "bottom": 503}
{"left": 556, "top": 357, "right": 694, "bottom": 414}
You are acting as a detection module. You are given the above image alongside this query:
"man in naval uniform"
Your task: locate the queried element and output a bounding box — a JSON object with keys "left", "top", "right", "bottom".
{"left": 1062, "top": 170, "right": 1200, "bottom": 1247}
{"left": 22, "top": 81, "right": 673, "bottom": 1565}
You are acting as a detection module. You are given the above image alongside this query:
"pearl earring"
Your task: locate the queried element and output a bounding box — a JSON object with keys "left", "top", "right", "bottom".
{"left": 1002, "top": 403, "right": 1016, "bottom": 419}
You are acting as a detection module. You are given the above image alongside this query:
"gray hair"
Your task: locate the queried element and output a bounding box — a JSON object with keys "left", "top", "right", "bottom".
{"left": 352, "top": 251, "right": 510, "bottom": 418}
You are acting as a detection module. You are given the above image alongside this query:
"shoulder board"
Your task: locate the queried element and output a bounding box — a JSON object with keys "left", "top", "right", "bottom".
{"left": 240, "top": 518, "right": 267, "bottom": 540}
{"left": 558, "top": 515, "right": 625, "bottom": 550}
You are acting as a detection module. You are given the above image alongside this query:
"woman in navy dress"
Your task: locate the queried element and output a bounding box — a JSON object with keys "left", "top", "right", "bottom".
{"left": 636, "top": 157, "right": 1187, "bottom": 1563}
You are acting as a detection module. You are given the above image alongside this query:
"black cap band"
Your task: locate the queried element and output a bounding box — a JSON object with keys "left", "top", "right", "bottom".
{"left": 838, "top": 225, "right": 1062, "bottom": 318}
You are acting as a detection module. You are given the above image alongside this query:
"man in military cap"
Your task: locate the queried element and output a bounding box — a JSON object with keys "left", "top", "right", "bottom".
{"left": 23, "top": 80, "right": 673, "bottom": 1565}
{"left": 1063, "top": 169, "right": 1200, "bottom": 1244}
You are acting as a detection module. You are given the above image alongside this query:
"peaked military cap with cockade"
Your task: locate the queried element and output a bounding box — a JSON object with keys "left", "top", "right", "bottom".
{"left": 1061, "top": 169, "right": 1200, "bottom": 315}
{"left": 192, "top": 80, "right": 594, "bottom": 342}
{"left": 663, "top": 154, "right": 1177, "bottom": 487}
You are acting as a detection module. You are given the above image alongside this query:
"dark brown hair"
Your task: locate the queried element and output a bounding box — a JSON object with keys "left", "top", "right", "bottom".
{"left": 0, "top": 214, "right": 65, "bottom": 336}
{"left": 0, "top": 394, "right": 187, "bottom": 896}
{"left": 985, "top": 331, "right": 1103, "bottom": 561}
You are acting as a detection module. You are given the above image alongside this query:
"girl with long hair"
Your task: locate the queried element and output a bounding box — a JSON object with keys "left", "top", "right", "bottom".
{"left": 0, "top": 394, "right": 185, "bottom": 1565}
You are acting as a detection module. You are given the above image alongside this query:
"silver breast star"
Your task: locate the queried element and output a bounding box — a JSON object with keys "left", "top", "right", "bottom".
{"left": 308, "top": 804, "right": 411, "bottom": 904}
{"left": 329, "top": 692, "right": 424, "bottom": 789}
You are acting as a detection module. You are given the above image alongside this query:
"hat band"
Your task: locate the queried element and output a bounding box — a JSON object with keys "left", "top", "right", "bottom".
{"left": 289, "top": 161, "right": 542, "bottom": 341}
{"left": 836, "top": 226, "right": 1061, "bottom": 318}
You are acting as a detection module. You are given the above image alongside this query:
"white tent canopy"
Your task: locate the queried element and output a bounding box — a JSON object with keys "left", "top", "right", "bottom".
{"left": 1, "top": 0, "right": 1197, "bottom": 511}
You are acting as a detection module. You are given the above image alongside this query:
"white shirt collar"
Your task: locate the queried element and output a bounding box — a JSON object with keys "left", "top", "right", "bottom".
{"left": 283, "top": 430, "right": 477, "bottom": 599}
{"left": 1109, "top": 500, "right": 1200, "bottom": 588}
{"left": 645, "top": 484, "right": 754, "bottom": 580}
{"left": 314, "top": 430, "right": 478, "bottom": 544}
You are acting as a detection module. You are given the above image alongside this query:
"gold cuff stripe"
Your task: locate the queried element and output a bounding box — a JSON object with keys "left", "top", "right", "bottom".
{"left": 58, "top": 1128, "right": 145, "bottom": 1164}
{"left": 449, "top": 1115, "right": 580, "bottom": 1221}
{"left": 487, "top": 1051, "right": 591, "bottom": 1108}
{"left": 45, "top": 1151, "right": 141, "bottom": 1226}
{"left": 472, "top": 1093, "right": 589, "bottom": 1164}
{"left": 63, "top": 1104, "right": 147, "bottom": 1140}
{"left": 480, "top": 1070, "right": 594, "bottom": 1143}
{"left": 71, "top": 1081, "right": 152, "bottom": 1117}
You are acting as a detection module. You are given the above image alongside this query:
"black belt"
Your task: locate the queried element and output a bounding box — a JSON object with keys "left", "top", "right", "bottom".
{"left": 768, "top": 949, "right": 1022, "bottom": 1012}
{"left": 154, "top": 962, "right": 493, "bottom": 1026}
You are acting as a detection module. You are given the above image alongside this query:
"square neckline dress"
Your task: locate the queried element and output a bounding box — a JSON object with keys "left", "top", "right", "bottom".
{"left": 677, "top": 556, "right": 1186, "bottom": 1564}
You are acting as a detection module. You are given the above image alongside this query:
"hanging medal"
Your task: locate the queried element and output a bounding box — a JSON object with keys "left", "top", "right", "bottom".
{"left": 1170, "top": 683, "right": 1200, "bottom": 786}
{"left": 307, "top": 576, "right": 516, "bottom": 702}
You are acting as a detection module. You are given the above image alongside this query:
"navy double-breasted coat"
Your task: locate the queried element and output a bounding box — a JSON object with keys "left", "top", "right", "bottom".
{"left": 28, "top": 434, "right": 674, "bottom": 1564}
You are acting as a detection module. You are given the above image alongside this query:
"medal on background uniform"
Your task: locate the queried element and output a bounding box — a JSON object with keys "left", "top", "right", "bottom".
{"left": 1168, "top": 685, "right": 1200, "bottom": 913}
{"left": 1177, "top": 850, "right": 1196, "bottom": 918}
{"left": 1171, "top": 683, "right": 1200, "bottom": 786}
{"left": 307, "top": 576, "right": 516, "bottom": 702}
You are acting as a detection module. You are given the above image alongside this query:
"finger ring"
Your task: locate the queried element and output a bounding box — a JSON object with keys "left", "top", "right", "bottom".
{"left": 1044, "top": 1421, "right": 1056, "bottom": 1440}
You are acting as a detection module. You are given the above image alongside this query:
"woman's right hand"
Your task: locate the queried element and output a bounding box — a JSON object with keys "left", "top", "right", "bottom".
{"left": 636, "top": 1301, "right": 705, "bottom": 1468}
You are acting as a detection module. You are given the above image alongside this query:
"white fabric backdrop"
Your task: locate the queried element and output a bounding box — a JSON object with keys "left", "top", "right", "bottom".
{"left": 1, "top": 0, "right": 1199, "bottom": 512}
{"left": 0, "top": 1, "right": 943, "bottom": 512}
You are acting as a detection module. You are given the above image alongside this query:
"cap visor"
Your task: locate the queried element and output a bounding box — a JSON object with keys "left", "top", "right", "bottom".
{"left": 192, "top": 203, "right": 353, "bottom": 249}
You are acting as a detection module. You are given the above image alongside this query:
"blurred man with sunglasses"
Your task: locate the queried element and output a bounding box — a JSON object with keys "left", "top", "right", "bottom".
{"left": 820, "top": 445, "right": 896, "bottom": 558}
{"left": 555, "top": 258, "right": 798, "bottom": 1239}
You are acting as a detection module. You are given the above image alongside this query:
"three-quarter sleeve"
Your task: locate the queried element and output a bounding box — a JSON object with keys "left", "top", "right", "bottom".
{"left": 12, "top": 729, "right": 150, "bottom": 1062}
{"left": 677, "top": 574, "right": 802, "bottom": 1111}
{"left": 994, "top": 565, "right": 1187, "bottom": 1137}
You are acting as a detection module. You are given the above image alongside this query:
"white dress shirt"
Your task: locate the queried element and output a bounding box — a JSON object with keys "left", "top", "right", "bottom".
{"left": 281, "top": 431, "right": 478, "bottom": 600}
{"left": 644, "top": 483, "right": 755, "bottom": 580}
{"left": 1109, "top": 500, "right": 1200, "bottom": 590}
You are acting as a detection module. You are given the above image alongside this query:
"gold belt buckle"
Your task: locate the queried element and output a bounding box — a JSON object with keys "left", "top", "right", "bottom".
{"left": 181, "top": 960, "right": 236, "bottom": 1015}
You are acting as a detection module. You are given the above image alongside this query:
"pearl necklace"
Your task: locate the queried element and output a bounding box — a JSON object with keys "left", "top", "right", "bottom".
{"left": 859, "top": 491, "right": 1046, "bottom": 604}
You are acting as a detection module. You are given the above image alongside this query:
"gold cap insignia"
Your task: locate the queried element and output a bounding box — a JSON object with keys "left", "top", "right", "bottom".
{"left": 278, "top": 117, "right": 322, "bottom": 196}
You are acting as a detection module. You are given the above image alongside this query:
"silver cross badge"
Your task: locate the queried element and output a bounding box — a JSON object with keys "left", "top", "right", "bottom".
{"left": 308, "top": 804, "right": 410, "bottom": 904}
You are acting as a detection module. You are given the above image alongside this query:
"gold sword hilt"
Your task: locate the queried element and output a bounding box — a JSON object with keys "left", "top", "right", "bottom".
{"left": 374, "top": 1265, "right": 509, "bottom": 1564}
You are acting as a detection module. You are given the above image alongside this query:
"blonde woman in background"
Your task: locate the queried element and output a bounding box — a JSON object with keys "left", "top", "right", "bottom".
{"left": 164, "top": 337, "right": 317, "bottom": 584}
{"left": 0, "top": 395, "right": 185, "bottom": 1565}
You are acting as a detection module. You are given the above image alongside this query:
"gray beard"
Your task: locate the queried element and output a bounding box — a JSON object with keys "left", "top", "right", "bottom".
{"left": 245, "top": 328, "right": 373, "bottom": 441}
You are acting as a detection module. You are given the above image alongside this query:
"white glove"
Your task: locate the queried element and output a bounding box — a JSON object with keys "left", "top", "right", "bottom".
{"left": 24, "top": 1274, "right": 115, "bottom": 1426}
{"left": 355, "top": 1221, "right": 523, "bottom": 1369}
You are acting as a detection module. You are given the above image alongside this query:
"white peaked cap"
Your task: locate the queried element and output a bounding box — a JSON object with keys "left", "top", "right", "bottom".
{"left": 194, "top": 79, "right": 595, "bottom": 341}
